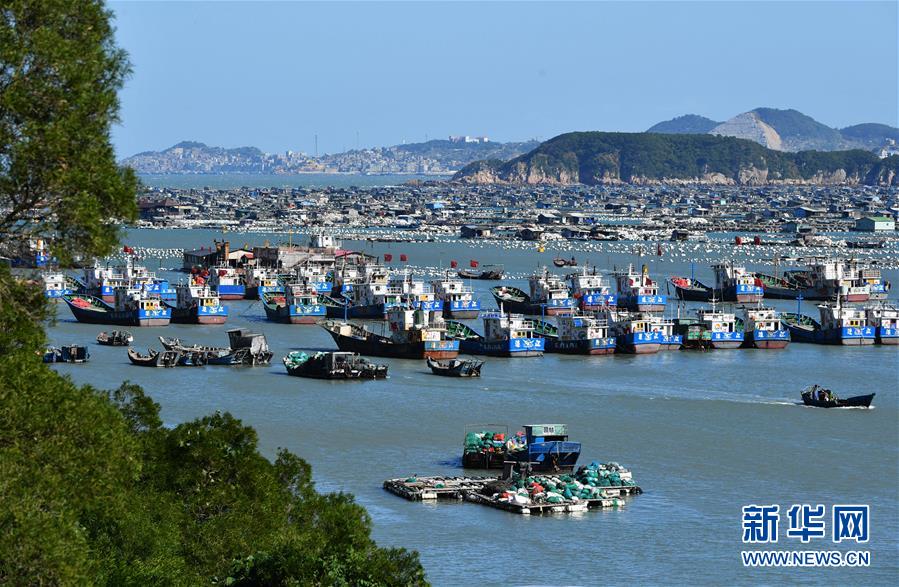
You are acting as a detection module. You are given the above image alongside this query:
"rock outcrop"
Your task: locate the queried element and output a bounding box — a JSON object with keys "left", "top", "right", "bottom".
{"left": 711, "top": 112, "right": 783, "bottom": 151}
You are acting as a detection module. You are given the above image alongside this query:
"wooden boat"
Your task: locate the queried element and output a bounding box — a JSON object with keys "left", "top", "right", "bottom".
{"left": 158, "top": 334, "right": 273, "bottom": 366}
{"left": 62, "top": 291, "right": 171, "bottom": 327}
{"left": 43, "top": 345, "right": 90, "bottom": 363}
{"left": 320, "top": 307, "right": 459, "bottom": 360}
{"left": 800, "top": 385, "right": 875, "bottom": 408}
{"left": 96, "top": 330, "right": 133, "bottom": 346}
{"left": 427, "top": 357, "right": 483, "bottom": 377}
{"left": 457, "top": 264, "right": 504, "bottom": 280}
{"left": 127, "top": 347, "right": 180, "bottom": 367}
{"left": 283, "top": 351, "right": 388, "bottom": 379}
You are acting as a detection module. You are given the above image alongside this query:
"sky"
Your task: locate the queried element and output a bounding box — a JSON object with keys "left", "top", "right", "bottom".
{"left": 110, "top": 1, "right": 899, "bottom": 157}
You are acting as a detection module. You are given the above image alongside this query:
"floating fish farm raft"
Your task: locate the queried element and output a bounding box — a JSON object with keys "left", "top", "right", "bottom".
{"left": 384, "top": 462, "right": 642, "bottom": 515}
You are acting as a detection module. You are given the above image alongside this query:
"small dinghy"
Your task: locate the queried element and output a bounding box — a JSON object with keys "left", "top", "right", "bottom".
{"left": 552, "top": 257, "right": 577, "bottom": 268}
{"left": 427, "top": 357, "right": 484, "bottom": 377}
{"left": 127, "top": 347, "right": 180, "bottom": 368}
{"left": 97, "top": 330, "right": 133, "bottom": 346}
{"left": 800, "top": 385, "right": 875, "bottom": 408}
{"left": 43, "top": 345, "right": 90, "bottom": 363}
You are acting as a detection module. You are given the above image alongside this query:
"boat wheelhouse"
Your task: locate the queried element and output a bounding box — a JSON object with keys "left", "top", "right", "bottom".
{"left": 42, "top": 271, "right": 73, "bottom": 299}
{"left": 567, "top": 267, "right": 617, "bottom": 310}
{"left": 207, "top": 265, "right": 246, "bottom": 300}
{"left": 431, "top": 272, "right": 481, "bottom": 319}
{"left": 244, "top": 265, "right": 284, "bottom": 299}
{"left": 544, "top": 313, "right": 616, "bottom": 355}
{"left": 865, "top": 304, "right": 899, "bottom": 345}
{"left": 167, "top": 279, "right": 229, "bottom": 324}
{"left": 615, "top": 264, "right": 666, "bottom": 312}
{"left": 263, "top": 282, "right": 327, "bottom": 324}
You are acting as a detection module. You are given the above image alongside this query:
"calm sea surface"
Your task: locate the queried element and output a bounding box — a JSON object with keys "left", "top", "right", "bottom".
{"left": 46, "top": 229, "right": 898, "bottom": 586}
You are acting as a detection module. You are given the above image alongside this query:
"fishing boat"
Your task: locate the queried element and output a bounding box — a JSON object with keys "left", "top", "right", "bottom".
{"left": 165, "top": 279, "right": 229, "bottom": 324}
{"left": 457, "top": 264, "right": 504, "bottom": 280}
{"left": 344, "top": 266, "right": 404, "bottom": 319}
{"left": 96, "top": 330, "right": 133, "bottom": 346}
{"left": 604, "top": 310, "right": 661, "bottom": 354}
{"left": 321, "top": 306, "right": 459, "bottom": 360}
{"left": 462, "top": 424, "right": 581, "bottom": 472}
{"left": 782, "top": 299, "right": 874, "bottom": 345}
{"left": 445, "top": 312, "right": 544, "bottom": 357}
{"left": 674, "top": 306, "right": 744, "bottom": 350}
{"left": 567, "top": 266, "right": 617, "bottom": 311}
{"left": 541, "top": 313, "right": 616, "bottom": 355}
{"left": 615, "top": 264, "right": 667, "bottom": 312}
{"left": 865, "top": 304, "right": 899, "bottom": 344}
{"left": 856, "top": 262, "right": 891, "bottom": 301}
{"left": 431, "top": 272, "right": 481, "bottom": 319}
{"left": 78, "top": 256, "right": 175, "bottom": 303}
{"left": 127, "top": 347, "right": 180, "bottom": 367}
{"left": 740, "top": 306, "right": 790, "bottom": 349}
{"left": 244, "top": 265, "right": 284, "bottom": 299}
{"left": 207, "top": 264, "right": 245, "bottom": 300}
{"left": 490, "top": 268, "right": 575, "bottom": 316}
{"left": 800, "top": 385, "right": 875, "bottom": 408}
{"left": 62, "top": 288, "right": 171, "bottom": 327}
{"left": 283, "top": 351, "right": 387, "bottom": 379}
{"left": 43, "top": 345, "right": 90, "bottom": 363}
{"left": 317, "top": 292, "right": 350, "bottom": 319}
{"left": 426, "top": 357, "right": 484, "bottom": 377}
{"left": 41, "top": 272, "right": 74, "bottom": 299}
{"left": 669, "top": 262, "right": 763, "bottom": 303}
{"left": 650, "top": 315, "right": 682, "bottom": 350}
{"left": 755, "top": 258, "right": 870, "bottom": 302}
{"left": 262, "top": 283, "right": 326, "bottom": 324}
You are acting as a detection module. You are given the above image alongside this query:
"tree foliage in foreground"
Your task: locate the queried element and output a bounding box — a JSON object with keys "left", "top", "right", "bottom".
{"left": 0, "top": 268, "right": 426, "bottom": 586}
{"left": 0, "top": 0, "right": 137, "bottom": 264}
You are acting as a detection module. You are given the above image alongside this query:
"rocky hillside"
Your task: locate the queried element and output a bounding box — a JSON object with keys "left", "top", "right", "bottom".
{"left": 648, "top": 108, "right": 898, "bottom": 152}
{"left": 452, "top": 132, "right": 899, "bottom": 186}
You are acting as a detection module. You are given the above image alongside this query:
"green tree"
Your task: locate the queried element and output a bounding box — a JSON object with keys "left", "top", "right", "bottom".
{"left": 0, "top": 0, "right": 137, "bottom": 265}
{"left": 0, "top": 1, "right": 427, "bottom": 584}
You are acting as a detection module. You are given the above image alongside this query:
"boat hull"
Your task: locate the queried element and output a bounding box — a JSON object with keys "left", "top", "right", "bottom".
{"left": 214, "top": 284, "right": 246, "bottom": 300}
{"left": 616, "top": 332, "right": 661, "bottom": 354}
{"left": 743, "top": 329, "right": 790, "bottom": 349}
{"left": 658, "top": 334, "right": 683, "bottom": 350}
{"left": 63, "top": 296, "right": 171, "bottom": 327}
{"left": 263, "top": 302, "right": 326, "bottom": 324}
{"left": 459, "top": 337, "right": 544, "bottom": 357}
{"left": 326, "top": 330, "right": 459, "bottom": 359}
{"left": 786, "top": 323, "right": 875, "bottom": 345}
{"left": 166, "top": 303, "right": 229, "bottom": 325}
{"left": 463, "top": 441, "right": 581, "bottom": 472}
{"left": 491, "top": 290, "right": 575, "bottom": 316}
{"left": 876, "top": 327, "right": 899, "bottom": 345}
{"left": 443, "top": 299, "right": 481, "bottom": 320}
{"left": 545, "top": 337, "right": 616, "bottom": 355}
{"left": 617, "top": 294, "right": 667, "bottom": 313}
{"left": 802, "top": 393, "right": 875, "bottom": 408}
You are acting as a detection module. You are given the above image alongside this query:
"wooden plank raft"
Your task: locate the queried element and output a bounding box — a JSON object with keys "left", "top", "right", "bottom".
{"left": 383, "top": 475, "right": 642, "bottom": 515}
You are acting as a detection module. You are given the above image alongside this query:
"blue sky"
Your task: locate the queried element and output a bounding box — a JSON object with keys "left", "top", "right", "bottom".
{"left": 110, "top": 1, "right": 898, "bottom": 157}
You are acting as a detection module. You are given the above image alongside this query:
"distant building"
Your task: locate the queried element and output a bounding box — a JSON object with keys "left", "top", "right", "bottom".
{"left": 448, "top": 135, "right": 490, "bottom": 144}
{"left": 855, "top": 216, "right": 895, "bottom": 232}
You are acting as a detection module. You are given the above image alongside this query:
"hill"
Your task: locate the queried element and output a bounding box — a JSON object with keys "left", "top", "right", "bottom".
{"left": 647, "top": 114, "right": 721, "bottom": 134}
{"left": 647, "top": 108, "right": 898, "bottom": 153}
{"left": 452, "top": 131, "right": 899, "bottom": 186}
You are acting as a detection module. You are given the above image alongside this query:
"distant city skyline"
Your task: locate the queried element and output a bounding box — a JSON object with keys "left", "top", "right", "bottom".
{"left": 111, "top": 1, "right": 898, "bottom": 157}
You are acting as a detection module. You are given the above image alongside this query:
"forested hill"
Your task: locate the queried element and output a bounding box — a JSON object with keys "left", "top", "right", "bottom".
{"left": 452, "top": 132, "right": 899, "bottom": 186}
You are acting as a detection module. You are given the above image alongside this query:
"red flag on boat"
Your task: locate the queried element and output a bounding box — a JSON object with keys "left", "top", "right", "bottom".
{"left": 735, "top": 236, "right": 743, "bottom": 245}
{"left": 470, "top": 260, "right": 479, "bottom": 268}
{"left": 450, "top": 260, "right": 458, "bottom": 268}
{"left": 384, "top": 253, "right": 393, "bottom": 262}
{"left": 123, "top": 245, "right": 134, "bottom": 254}
{"left": 400, "top": 254, "right": 408, "bottom": 262}
{"left": 753, "top": 236, "right": 761, "bottom": 245}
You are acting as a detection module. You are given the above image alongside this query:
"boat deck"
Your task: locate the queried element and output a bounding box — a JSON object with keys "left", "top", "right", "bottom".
{"left": 383, "top": 475, "right": 642, "bottom": 515}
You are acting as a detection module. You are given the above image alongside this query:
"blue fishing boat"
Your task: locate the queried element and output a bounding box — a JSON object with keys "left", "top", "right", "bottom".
{"left": 207, "top": 265, "right": 245, "bottom": 300}
{"left": 431, "top": 272, "right": 481, "bottom": 319}
{"left": 42, "top": 272, "right": 75, "bottom": 299}
{"left": 165, "top": 279, "right": 229, "bottom": 325}
{"left": 865, "top": 305, "right": 899, "bottom": 345}
{"left": 62, "top": 289, "right": 171, "bottom": 327}
{"left": 445, "top": 312, "right": 544, "bottom": 357}
{"left": 740, "top": 306, "right": 790, "bottom": 349}
{"left": 462, "top": 424, "right": 581, "bottom": 472}
{"left": 567, "top": 266, "right": 617, "bottom": 311}
{"left": 539, "top": 314, "right": 616, "bottom": 355}
{"left": 491, "top": 268, "right": 576, "bottom": 316}
{"left": 615, "top": 264, "right": 667, "bottom": 312}
{"left": 783, "top": 301, "right": 874, "bottom": 345}
{"left": 605, "top": 310, "right": 662, "bottom": 354}
{"left": 263, "top": 283, "right": 327, "bottom": 324}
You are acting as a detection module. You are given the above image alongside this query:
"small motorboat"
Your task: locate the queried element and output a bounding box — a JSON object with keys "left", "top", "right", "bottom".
{"left": 97, "top": 330, "right": 133, "bottom": 346}
{"left": 552, "top": 257, "right": 577, "bottom": 268}
{"left": 457, "top": 264, "right": 504, "bottom": 280}
{"left": 127, "top": 347, "right": 180, "bottom": 368}
{"left": 427, "top": 357, "right": 484, "bottom": 377}
{"left": 800, "top": 385, "right": 875, "bottom": 408}
{"left": 283, "top": 351, "right": 388, "bottom": 379}
{"left": 43, "top": 344, "right": 90, "bottom": 363}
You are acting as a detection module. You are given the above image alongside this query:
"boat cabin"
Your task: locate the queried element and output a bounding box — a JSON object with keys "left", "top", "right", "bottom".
{"left": 528, "top": 268, "right": 570, "bottom": 304}
{"left": 696, "top": 309, "right": 739, "bottom": 334}
{"left": 522, "top": 424, "right": 569, "bottom": 444}
{"left": 743, "top": 307, "right": 783, "bottom": 332}
{"left": 616, "top": 264, "right": 659, "bottom": 296}
{"left": 556, "top": 314, "right": 609, "bottom": 340}
{"left": 482, "top": 312, "right": 537, "bottom": 341}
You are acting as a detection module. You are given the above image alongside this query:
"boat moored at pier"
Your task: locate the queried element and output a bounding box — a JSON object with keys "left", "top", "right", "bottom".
{"left": 42, "top": 271, "right": 74, "bottom": 299}
{"left": 431, "top": 272, "right": 481, "bottom": 319}
{"left": 321, "top": 306, "right": 459, "bottom": 359}
{"left": 567, "top": 266, "right": 617, "bottom": 311}
{"left": 670, "top": 262, "right": 763, "bottom": 304}
{"left": 615, "top": 264, "right": 667, "bottom": 312}
{"left": 865, "top": 304, "right": 899, "bottom": 344}
{"left": 244, "top": 265, "right": 284, "bottom": 299}
{"left": 462, "top": 424, "right": 581, "bottom": 472}
{"left": 605, "top": 310, "right": 662, "bottom": 354}
{"left": 166, "top": 279, "right": 229, "bottom": 324}
{"left": 445, "top": 312, "right": 544, "bottom": 357}
{"left": 740, "top": 306, "right": 790, "bottom": 349}
{"left": 207, "top": 264, "right": 245, "bottom": 300}
{"left": 782, "top": 300, "right": 874, "bottom": 345}
{"left": 63, "top": 288, "right": 171, "bottom": 327}
{"left": 262, "top": 283, "right": 327, "bottom": 324}
{"left": 542, "top": 313, "right": 616, "bottom": 355}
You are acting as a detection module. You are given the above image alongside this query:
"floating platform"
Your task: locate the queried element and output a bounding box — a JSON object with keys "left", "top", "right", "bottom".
{"left": 383, "top": 475, "right": 642, "bottom": 515}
